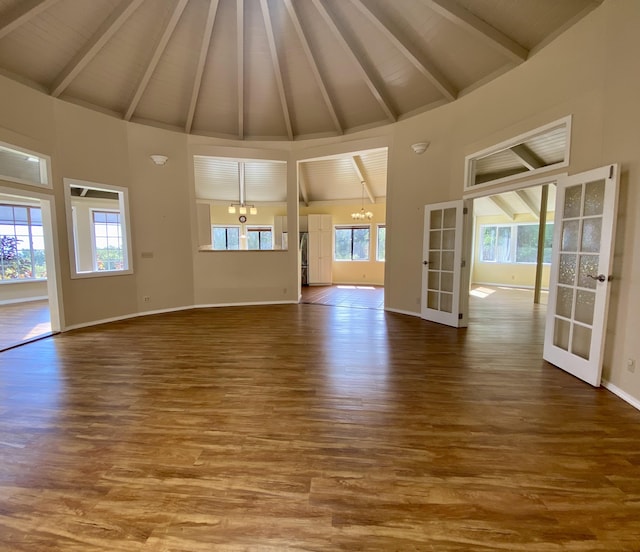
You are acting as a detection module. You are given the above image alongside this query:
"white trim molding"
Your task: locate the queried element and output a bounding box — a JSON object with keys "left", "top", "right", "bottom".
{"left": 602, "top": 380, "right": 640, "bottom": 412}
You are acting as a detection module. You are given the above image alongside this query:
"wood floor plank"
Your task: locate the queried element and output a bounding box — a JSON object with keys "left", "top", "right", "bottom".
{"left": 0, "top": 288, "right": 639, "bottom": 550}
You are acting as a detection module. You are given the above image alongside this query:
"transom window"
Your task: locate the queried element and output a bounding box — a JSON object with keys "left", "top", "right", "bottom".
{"left": 335, "top": 225, "right": 370, "bottom": 261}
{"left": 212, "top": 226, "right": 240, "bottom": 250}
{"left": 480, "top": 222, "right": 553, "bottom": 264}
{"left": 0, "top": 203, "right": 46, "bottom": 280}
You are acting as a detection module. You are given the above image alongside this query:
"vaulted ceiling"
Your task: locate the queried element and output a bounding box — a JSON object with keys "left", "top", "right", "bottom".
{"left": 0, "top": 0, "right": 601, "bottom": 141}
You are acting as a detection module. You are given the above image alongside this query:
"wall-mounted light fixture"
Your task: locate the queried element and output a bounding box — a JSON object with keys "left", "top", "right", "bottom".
{"left": 410, "top": 142, "right": 430, "bottom": 155}
{"left": 150, "top": 154, "right": 168, "bottom": 165}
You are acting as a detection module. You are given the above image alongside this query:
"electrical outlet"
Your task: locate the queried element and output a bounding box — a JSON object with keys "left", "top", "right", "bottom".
{"left": 143, "top": 296, "right": 150, "bottom": 303}
{"left": 627, "top": 358, "right": 636, "bottom": 373}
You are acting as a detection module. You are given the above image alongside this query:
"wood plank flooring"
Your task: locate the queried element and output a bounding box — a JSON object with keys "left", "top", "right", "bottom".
{"left": 301, "top": 285, "right": 384, "bottom": 310}
{"left": 0, "top": 300, "right": 52, "bottom": 351}
{"left": 1, "top": 288, "right": 639, "bottom": 551}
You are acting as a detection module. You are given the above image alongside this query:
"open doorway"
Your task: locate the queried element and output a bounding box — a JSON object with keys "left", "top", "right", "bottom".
{"left": 470, "top": 184, "right": 556, "bottom": 308}
{"left": 0, "top": 191, "right": 60, "bottom": 350}
{"left": 297, "top": 147, "right": 387, "bottom": 309}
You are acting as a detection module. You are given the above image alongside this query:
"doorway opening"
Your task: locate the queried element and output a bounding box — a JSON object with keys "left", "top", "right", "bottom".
{"left": 0, "top": 190, "right": 61, "bottom": 351}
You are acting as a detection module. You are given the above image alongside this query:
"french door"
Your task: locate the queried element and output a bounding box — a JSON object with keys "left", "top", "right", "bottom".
{"left": 421, "top": 200, "right": 468, "bottom": 327}
{"left": 543, "top": 165, "right": 619, "bottom": 386}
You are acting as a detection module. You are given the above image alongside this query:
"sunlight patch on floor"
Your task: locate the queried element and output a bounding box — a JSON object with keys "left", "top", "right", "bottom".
{"left": 22, "top": 322, "right": 52, "bottom": 340}
{"left": 470, "top": 287, "right": 496, "bottom": 299}
{"left": 337, "top": 285, "right": 376, "bottom": 290}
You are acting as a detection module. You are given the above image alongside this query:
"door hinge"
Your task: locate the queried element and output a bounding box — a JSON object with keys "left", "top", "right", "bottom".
{"left": 461, "top": 260, "right": 466, "bottom": 268}
{"left": 463, "top": 207, "right": 468, "bottom": 215}
{"left": 609, "top": 165, "right": 614, "bottom": 179}
{"left": 458, "top": 313, "right": 463, "bottom": 320}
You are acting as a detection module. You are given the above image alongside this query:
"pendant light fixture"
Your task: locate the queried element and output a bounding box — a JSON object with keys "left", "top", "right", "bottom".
{"left": 351, "top": 181, "right": 373, "bottom": 220}
{"left": 228, "top": 162, "right": 257, "bottom": 216}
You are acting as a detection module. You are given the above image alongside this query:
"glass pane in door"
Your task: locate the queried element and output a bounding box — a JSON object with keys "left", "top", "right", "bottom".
{"left": 552, "top": 179, "right": 604, "bottom": 363}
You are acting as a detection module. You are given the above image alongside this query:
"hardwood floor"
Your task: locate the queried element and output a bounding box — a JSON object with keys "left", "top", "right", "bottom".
{"left": 301, "top": 284, "right": 384, "bottom": 309}
{"left": 1, "top": 288, "right": 639, "bottom": 551}
{"left": 0, "top": 300, "right": 52, "bottom": 351}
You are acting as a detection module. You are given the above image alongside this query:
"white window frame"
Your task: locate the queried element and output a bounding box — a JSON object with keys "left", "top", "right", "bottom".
{"left": 211, "top": 224, "right": 241, "bottom": 250}
{"left": 334, "top": 224, "right": 371, "bottom": 262}
{"left": 0, "top": 201, "right": 46, "bottom": 281}
{"left": 90, "top": 208, "right": 124, "bottom": 272}
{"left": 0, "top": 140, "right": 52, "bottom": 189}
{"left": 376, "top": 223, "right": 386, "bottom": 262}
{"left": 246, "top": 225, "right": 274, "bottom": 250}
{"left": 478, "top": 222, "right": 554, "bottom": 264}
{"left": 464, "top": 116, "right": 572, "bottom": 192}
{"left": 64, "top": 179, "right": 133, "bottom": 278}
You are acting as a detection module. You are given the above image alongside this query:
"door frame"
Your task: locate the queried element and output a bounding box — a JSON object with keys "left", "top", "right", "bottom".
{"left": 463, "top": 173, "right": 564, "bottom": 300}
{"left": 0, "top": 184, "right": 64, "bottom": 333}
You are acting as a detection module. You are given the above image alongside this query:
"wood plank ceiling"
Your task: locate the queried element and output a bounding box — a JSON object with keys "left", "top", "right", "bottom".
{"left": 0, "top": 0, "right": 602, "bottom": 141}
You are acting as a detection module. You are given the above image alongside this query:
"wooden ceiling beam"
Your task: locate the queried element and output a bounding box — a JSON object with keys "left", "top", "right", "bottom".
{"left": 282, "top": 0, "right": 342, "bottom": 135}
{"left": 237, "top": 0, "right": 244, "bottom": 139}
{"left": 299, "top": 164, "right": 310, "bottom": 206}
{"left": 488, "top": 195, "right": 516, "bottom": 221}
{"left": 311, "top": 0, "right": 396, "bottom": 123}
{"left": 185, "top": 0, "right": 221, "bottom": 133}
{"left": 351, "top": 156, "right": 375, "bottom": 204}
{"left": 259, "top": 0, "right": 293, "bottom": 140}
{"left": 124, "top": 0, "right": 189, "bottom": 121}
{"left": 425, "top": 0, "right": 528, "bottom": 63}
{"left": 516, "top": 189, "right": 540, "bottom": 219}
{"left": 0, "top": 0, "right": 58, "bottom": 41}
{"left": 51, "top": 0, "right": 145, "bottom": 98}
{"left": 510, "top": 144, "right": 545, "bottom": 171}
{"left": 350, "top": 0, "right": 456, "bottom": 102}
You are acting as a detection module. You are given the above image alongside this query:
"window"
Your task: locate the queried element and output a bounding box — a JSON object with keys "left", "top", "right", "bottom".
{"left": 92, "top": 210, "right": 124, "bottom": 271}
{"left": 64, "top": 179, "right": 133, "bottom": 278}
{"left": 464, "top": 116, "right": 571, "bottom": 190}
{"left": 212, "top": 226, "right": 240, "bottom": 250}
{"left": 335, "top": 226, "right": 370, "bottom": 261}
{"left": 247, "top": 227, "right": 273, "bottom": 250}
{"left": 376, "top": 224, "right": 386, "bottom": 261}
{"left": 0, "top": 142, "right": 50, "bottom": 188}
{"left": 0, "top": 204, "right": 46, "bottom": 280}
{"left": 480, "top": 223, "right": 553, "bottom": 263}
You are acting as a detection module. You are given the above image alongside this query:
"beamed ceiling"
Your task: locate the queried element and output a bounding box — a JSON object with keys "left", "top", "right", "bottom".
{"left": 0, "top": 0, "right": 602, "bottom": 141}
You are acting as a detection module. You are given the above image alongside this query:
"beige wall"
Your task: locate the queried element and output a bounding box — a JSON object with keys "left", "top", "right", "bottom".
{"left": 0, "top": 0, "right": 637, "bottom": 401}
{"left": 384, "top": 0, "right": 640, "bottom": 399}
{"left": 0, "top": 280, "right": 47, "bottom": 304}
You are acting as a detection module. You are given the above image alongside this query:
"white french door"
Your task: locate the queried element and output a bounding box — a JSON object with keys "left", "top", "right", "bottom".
{"left": 421, "top": 200, "right": 468, "bottom": 327}
{"left": 543, "top": 165, "right": 619, "bottom": 386}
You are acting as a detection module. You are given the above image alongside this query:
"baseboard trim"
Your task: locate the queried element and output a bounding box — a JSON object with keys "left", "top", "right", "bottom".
{"left": 601, "top": 380, "right": 640, "bottom": 412}
{"left": 63, "top": 300, "right": 299, "bottom": 332}
{"left": 0, "top": 295, "right": 48, "bottom": 306}
{"left": 385, "top": 307, "right": 420, "bottom": 318}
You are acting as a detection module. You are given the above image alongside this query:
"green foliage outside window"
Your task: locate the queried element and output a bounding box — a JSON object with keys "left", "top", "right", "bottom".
{"left": 335, "top": 227, "right": 370, "bottom": 261}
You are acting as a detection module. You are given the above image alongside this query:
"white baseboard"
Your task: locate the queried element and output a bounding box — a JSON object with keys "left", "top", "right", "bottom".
{"left": 0, "top": 295, "right": 48, "bottom": 306}
{"left": 385, "top": 307, "right": 420, "bottom": 318}
{"left": 62, "top": 300, "right": 299, "bottom": 332}
{"left": 601, "top": 380, "right": 640, "bottom": 412}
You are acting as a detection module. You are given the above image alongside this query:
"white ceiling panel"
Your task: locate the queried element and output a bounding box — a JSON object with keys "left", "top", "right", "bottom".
{"left": 0, "top": 0, "right": 602, "bottom": 139}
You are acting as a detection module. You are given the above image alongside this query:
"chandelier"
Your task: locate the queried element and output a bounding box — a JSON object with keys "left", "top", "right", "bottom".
{"left": 351, "top": 181, "right": 373, "bottom": 220}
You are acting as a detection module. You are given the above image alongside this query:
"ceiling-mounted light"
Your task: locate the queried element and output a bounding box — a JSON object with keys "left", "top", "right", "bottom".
{"left": 150, "top": 154, "right": 168, "bottom": 165}
{"left": 410, "top": 142, "right": 430, "bottom": 155}
{"left": 249, "top": 206, "right": 258, "bottom": 215}
{"left": 351, "top": 181, "right": 373, "bottom": 221}
{"left": 228, "top": 205, "right": 236, "bottom": 214}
